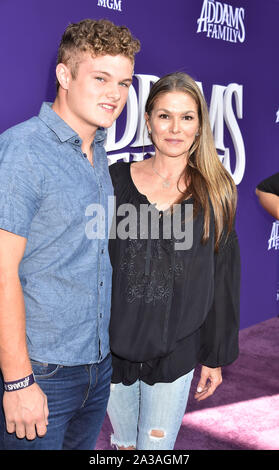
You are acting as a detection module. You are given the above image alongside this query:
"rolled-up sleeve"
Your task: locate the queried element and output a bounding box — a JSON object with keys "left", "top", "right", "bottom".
{"left": 0, "top": 137, "right": 42, "bottom": 238}
{"left": 199, "top": 228, "right": 241, "bottom": 367}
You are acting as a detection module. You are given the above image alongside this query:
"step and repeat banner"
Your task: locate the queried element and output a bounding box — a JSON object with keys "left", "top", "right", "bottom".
{"left": 0, "top": 0, "right": 278, "bottom": 328}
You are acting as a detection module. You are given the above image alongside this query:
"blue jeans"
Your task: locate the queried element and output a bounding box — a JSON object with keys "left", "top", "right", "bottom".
{"left": 0, "top": 354, "right": 112, "bottom": 450}
{"left": 107, "top": 369, "right": 194, "bottom": 450}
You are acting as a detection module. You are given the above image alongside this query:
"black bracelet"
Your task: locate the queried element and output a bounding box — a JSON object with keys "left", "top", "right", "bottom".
{"left": 4, "top": 373, "right": 35, "bottom": 392}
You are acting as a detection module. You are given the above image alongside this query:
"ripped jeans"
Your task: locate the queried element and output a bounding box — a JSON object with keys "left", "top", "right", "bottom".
{"left": 107, "top": 369, "right": 194, "bottom": 450}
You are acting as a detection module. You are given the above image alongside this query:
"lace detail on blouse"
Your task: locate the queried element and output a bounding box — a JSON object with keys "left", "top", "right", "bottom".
{"left": 119, "top": 238, "right": 184, "bottom": 304}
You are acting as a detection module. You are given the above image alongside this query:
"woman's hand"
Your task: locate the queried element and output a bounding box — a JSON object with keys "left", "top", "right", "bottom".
{"left": 194, "top": 366, "right": 222, "bottom": 401}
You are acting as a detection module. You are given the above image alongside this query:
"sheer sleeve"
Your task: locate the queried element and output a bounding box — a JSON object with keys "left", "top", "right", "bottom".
{"left": 199, "top": 228, "right": 241, "bottom": 367}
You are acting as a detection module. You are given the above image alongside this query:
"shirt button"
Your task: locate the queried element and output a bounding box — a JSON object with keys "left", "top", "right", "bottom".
{"left": 75, "top": 139, "right": 79, "bottom": 144}
{"left": 100, "top": 281, "right": 103, "bottom": 286}
{"left": 100, "top": 313, "right": 103, "bottom": 318}
{"left": 101, "top": 249, "right": 104, "bottom": 254}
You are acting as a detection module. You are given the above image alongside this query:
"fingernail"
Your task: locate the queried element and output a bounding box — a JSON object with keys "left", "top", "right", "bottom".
{"left": 197, "top": 387, "right": 203, "bottom": 393}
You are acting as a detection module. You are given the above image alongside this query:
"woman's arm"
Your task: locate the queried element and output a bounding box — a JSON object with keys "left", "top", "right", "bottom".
{"left": 197, "top": 228, "right": 241, "bottom": 400}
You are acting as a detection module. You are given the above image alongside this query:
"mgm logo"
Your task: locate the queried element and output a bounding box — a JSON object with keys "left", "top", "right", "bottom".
{"left": 97, "top": 0, "right": 122, "bottom": 11}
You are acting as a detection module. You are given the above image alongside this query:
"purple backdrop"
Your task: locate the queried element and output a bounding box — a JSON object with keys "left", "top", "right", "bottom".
{"left": 0, "top": 0, "right": 278, "bottom": 328}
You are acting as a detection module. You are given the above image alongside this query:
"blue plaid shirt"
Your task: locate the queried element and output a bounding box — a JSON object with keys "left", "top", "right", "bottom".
{"left": 0, "top": 102, "right": 113, "bottom": 365}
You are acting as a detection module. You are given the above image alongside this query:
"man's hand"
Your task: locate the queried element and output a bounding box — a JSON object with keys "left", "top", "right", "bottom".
{"left": 3, "top": 383, "right": 49, "bottom": 440}
{"left": 194, "top": 366, "right": 222, "bottom": 401}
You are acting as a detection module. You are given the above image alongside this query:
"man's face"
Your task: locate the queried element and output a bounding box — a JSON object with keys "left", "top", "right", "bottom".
{"left": 64, "top": 53, "right": 134, "bottom": 132}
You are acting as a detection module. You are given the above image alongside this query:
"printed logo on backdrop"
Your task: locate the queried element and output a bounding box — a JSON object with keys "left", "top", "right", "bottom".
{"left": 276, "top": 109, "right": 279, "bottom": 123}
{"left": 268, "top": 221, "right": 279, "bottom": 303}
{"left": 197, "top": 0, "right": 245, "bottom": 43}
{"left": 268, "top": 220, "right": 279, "bottom": 250}
{"left": 106, "top": 75, "right": 246, "bottom": 185}
{"left": 97, "top": 0, "right": 122, "bottom": 11}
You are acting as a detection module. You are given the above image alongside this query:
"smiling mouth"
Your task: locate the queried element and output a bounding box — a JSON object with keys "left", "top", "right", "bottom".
{"left": 99, "top": 103, "right": 116, "bottom": 112}
{"left": 165, "top": 139, "right": 184, "bottom": 144}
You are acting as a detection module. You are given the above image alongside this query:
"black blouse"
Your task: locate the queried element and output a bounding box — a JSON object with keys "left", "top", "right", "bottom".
{"left": 109, "top": 162, "right": 241, "bottom": 385}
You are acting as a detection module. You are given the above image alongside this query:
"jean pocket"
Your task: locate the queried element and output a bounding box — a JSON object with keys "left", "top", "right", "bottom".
{"left": 30, "top": 359, "right": 63, "bottom": 379}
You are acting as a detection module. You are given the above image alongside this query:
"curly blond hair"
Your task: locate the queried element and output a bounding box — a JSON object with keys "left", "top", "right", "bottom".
{"left": 56, "top": 18, "right": 140, "bottom": 89}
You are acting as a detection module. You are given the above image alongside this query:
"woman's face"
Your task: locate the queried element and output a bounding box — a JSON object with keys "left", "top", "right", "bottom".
{"left": 146, "top": 91, "right": 200, "bottom": 160}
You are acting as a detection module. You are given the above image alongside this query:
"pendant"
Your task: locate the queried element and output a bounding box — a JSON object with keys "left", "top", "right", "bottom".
{"left": 162, "top": 180, "right": 171, "bottom": 188}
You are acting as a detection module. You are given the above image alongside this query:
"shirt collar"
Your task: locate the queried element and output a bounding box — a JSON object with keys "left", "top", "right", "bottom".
{"left": 38, "top": 102, "right": 107, "bottom": 145}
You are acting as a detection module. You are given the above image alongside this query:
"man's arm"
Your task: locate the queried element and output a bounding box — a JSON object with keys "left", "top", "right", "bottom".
{"left": 255, "top": 188, "right": 279, "bottom": 220}
{"left": 0, "top": 229, "right": 49, "bottom": 440}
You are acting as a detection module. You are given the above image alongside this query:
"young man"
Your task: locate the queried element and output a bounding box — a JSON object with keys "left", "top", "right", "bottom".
{"left": 0, "top": 19, "right": 140, "bottom": 450}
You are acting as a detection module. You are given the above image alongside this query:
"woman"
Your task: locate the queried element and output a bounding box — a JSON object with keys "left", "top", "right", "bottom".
{"left": 107, "top": 72, "right": 240, "bottom": 450}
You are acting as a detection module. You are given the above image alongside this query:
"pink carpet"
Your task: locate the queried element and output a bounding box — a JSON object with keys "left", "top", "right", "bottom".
{"left": 96, "top": 316, "right": 279, "bottom": 450}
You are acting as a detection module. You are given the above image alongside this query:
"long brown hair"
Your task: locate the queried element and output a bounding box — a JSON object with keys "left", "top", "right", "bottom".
{"left": 145, "top": 72, "right": 237, "bottom": 251}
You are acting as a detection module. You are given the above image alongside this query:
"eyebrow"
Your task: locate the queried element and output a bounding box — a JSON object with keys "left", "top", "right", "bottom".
{"left": 93, "top": 70, "right": 133, "bottom": 83}
{"left": 156, "top": 108, "right": 197, "bottom": 114}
